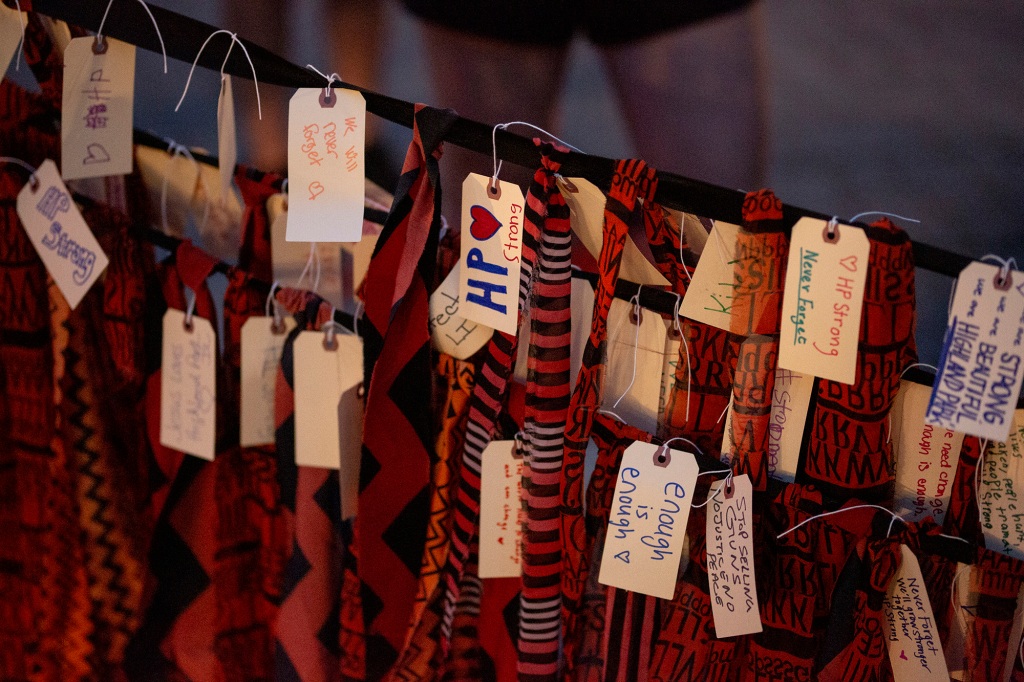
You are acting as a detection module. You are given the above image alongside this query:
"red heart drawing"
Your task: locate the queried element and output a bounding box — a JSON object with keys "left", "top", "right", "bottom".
{"left": 839, "top": 254, "right": 858, "bottom": 272}
{"left": 470, "top": 205, "right": 502, "bottom": 241}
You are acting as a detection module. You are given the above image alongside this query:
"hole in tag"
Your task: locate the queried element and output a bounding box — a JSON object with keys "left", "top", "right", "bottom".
{"left": 319, "top": 89, "right": 337, "bottom": 108}
{"left": 183, "top": 318, "right": 194, "bottom": 333}
{"left": 271, "top": 319, "right": 287, "bottom": 335}
{"left": 654, "top": 446, "right": 671, "bottom": 468}
{"left": 821, "top": 221, "right": 840, "bottom": 244}
{"left": 629, "top": 306, "right": 643, "bottom": 326}
{"left": 556, "top": 175, "right": 578, "bottom": 193}
{"left": 724, "top": 480, "right": 735, "bottom": 499}
{"left": 28, "top": 176, "right": 39, "bottom": 192}
{"left": 994, "top": 271, "right": 1013, "bottom": 291}
{"left": 323, "top": 334, "right": 338, "bottom": 351}
{"left": 487, "top": 177, "right": 502, "bottom": 201}
{"left": 92, "top": 36, "right": 108, "bottom": 55}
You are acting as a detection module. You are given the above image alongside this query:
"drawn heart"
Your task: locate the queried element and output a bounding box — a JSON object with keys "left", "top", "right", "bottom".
{"left": 497, "top": 537, "right": 504, "bottom": 545}
{"left": 839, "top": 254, "right": 858, "bottom": 272}
{"left": 82, "top": 143, "right": 111, "bottom": 165}
{"left": 470, "top": 205, "right": 502, "bottom": 241}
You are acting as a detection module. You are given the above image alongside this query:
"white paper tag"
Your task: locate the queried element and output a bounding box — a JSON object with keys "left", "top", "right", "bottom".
{"left": 457, "top": 173, "right": 525, "bottom": 334}
{"left": 293, "top": 331, "right": 362, "bottom": 468}
{"left": 598, "top": 441, "right": 700, "bottom": 599}
{"left": 779, "top": 217, "right": 869, "bottom": 385}
{"left": 892, "top": 380, "right": 964, "bottom": 524}
{"left": 160, "top": 309, "right": 217, "bottom": 460}
{"left": 239, "top": 316, "right": 296, "bottom": 447}
{"left": 478, "top": 440, "right": 525, "bottom": 578}
{"left": 16, "top": 159, "right": 109, "bottom": 309}
{"left": 603, "top": 299, "right": 668, "bottom": 436}
{"left": 217, "top": 75, "right": 237, "bottom": 202}
{"left": 679, "top": 221, "right": 741, "bottom": 331}
{"left": 926, "top": 262, "right": 1024, "bottom": 442}
{"left": 429, "top": 262, "right": 493, "bottom": 360}
{"left": 883, "top": 544, "right": 950, "bottom": 680}
{"left": 61, "top": 37, "right": 134, "bottom": 180}
{"left": 768, "top": 368, "right": 813, "bottom": 482}
{"left": 269, "top": 195, "right": 345, "bottom": 307}
{"left": 0, "top": 5, "right": 24, "bottom": 77}
{"left": 706, "top": 474, "right": 762, "bottom": 638}
{"left": 286, "top": 88, "right": 366, "bottom": 242}
{"left": 980, "top": 409, "right": 1024, "bottom": 559}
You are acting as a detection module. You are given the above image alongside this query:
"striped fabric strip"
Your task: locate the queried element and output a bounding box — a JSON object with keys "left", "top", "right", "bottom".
{"left": 561, "top": 159, "right": 658, "bottom": 675}
{"left": 519, "top": 142, "right": 572, "bottom": 681}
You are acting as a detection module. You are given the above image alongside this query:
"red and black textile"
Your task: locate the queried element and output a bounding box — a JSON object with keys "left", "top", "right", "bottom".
{"left": 357, "top": 105, "right": 458, "bottom": 676}
{"left": 797, "top": 217, "right": 917, "bottom": 504}
{"left": 560, "top": 159, "right": 659, "bottom": 677}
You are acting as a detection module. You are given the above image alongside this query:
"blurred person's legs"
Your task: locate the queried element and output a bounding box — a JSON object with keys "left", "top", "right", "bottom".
{"left": 599, "top": 3, "right": 769, "bottom": 191}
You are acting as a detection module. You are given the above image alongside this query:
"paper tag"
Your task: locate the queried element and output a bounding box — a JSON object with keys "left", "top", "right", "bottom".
{"left": 429, "top": 262, "right": 493, "bottom": 359}
{"left": 269, "top": 195, "right": 345, "bottom": 307}
{"left": 337, "top": 354, "right": 364, "bottom": 520}
{"left": 706, "top": 474, "right": 761, "bottom": 638}
{"left": 721, "top": 407, "right": 735, "bottom": 465}
{"left": 893, "top": 381, "right": 964, "bottom": 524}
{"left": 478, "top": 440, "right": 525, "bottom": 578}
{"left": 980, "top": 409, "right": 1024, "bottom": 559}
{"left": 658, "top": 321, "right": 682, "bottom": 426}
{"left": 570, "top": 277, "right": 595, "bottom": 390}
{"left": 0, "top": 5, "right": 24, "bottom": 77}
{"left": 217, "top": 75, "right": 237, "bottom": 201}
{"left": 883, "top": 545, "right": 950, "bottom": 680}
{"left": 603, "top": 299, "right": 668, "bottom": 435}
{"left": 287, "top": 88, "right": 366, "bottom": 242}
{"left": 779, "top": 217, "right": 869, "bottom": 384}
{"left": 457, "top": 173, "right": 525, "bottom": 334}
{"left": 239, "top": 316, "right": 296, "bottom": 447}
{"left": 679, "top": 221, "right": 741, "bottom": 330}
{"left": 599, "top": 442, "right": 700, "bottom": 599}
{"left": 926, "top": 262, "right": 1024, "bottom": 442}
{"left": 159, "top": 309, "right": 217, "bottom": 460}
{"left": 61, "top": 37, "right": 134, "bottom": 180}
{"left": 16, "top": 159, "right": 109, "bottom": 309}
{"left": 768, "top": 368, "right": 813, "bottom": 482}
{"left": 293, "top": 330, "right": 362, "bottom": 468}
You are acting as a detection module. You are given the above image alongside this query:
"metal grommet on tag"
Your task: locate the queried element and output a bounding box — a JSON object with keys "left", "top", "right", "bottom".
{"left": 994, "top": 270, "right": 1013, "bottom": 291}
{"left": 28, "top": 175, "right": 39, "bottom": 192}
{"left": 487, "top": 176, "right": 502, "bottom": 201}
{"left": 319, "top": 88, "right": 337, "bottom": 108}
{"left": 629, "top": 306, "right": 643, "bottom": 326}
{"left": 183, "top": 317, "right": 194, "bottom": 333}
{"left": 724, "top": 478, "right": 735, "bottom": 499}
{"left": 654, "top": 445, "right": 671, "bottom": 468}
{"left": 271, "top": 317, "right": 286, "bottom": 335}
{"left": 512, "top": 431, "right": 525, "bottom": 460}
{"left": 822, "top": 217, "right": 840, "bottom": 244}
{"left": 92, "top": 35, "right": 108, "bottom": 55}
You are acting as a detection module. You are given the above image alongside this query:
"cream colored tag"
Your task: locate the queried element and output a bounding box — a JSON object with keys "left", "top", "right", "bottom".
{"left": 893, "top": 380, "right": 964, "bottom": 524}
{"left": 478, "top": 440, "right": 524, "bottom": 578}
{"left": 658, "top": 321, "right": 682, "bottom": 426}
{"left": 980, "top": 409, "right": 1024, "bottom": 559}
{"left": 558, "top": 177, "right": 669, "bottom": 287}
{"left": 679, "top": 221, "right": 741, "bottom": 330}
{"left": 337, "top": 361, "right": 363, "bottom": 520}
{"left": 883, "top": 545, "right": 950, "bottom": 680}
{"left": 269, "top": 195, "right": 344, "bottom": 306}
{"left": 61, "top": 37, "right": 134, "bottom": 180}
{"left": 706, "top": 474, "right": 761, "bottom": 638}
{"left": 0, "top": 5, "right": 24, "bottom": 77}
{"left": 429, "top": 262, "right": 493, "bottom": 359}
{"left": 779, "top": 218, "right": 869, "bottom": 384}
{"left": 603, "top": 298, "right": 668, "bottom": 435}
{"left": 570, "top": 277, "right": 595, "bottom": 390}
{"left": 239, "top": 316, "right": 296, "bottom": 447}
{"left": 458, "top": 173, "right": 525, "bottom": 334}
{"left": 217, "top": 75, "right": 236, "bottom": 202}
{"left": 926, "top": 262, "right": 1024, "bottom": 442}
{"left": 721, "top": 407, "right": 735, "bottom": 465}
{"left": 135, "top": 145, "right": 201, "bottom": 237}
{"left": 160, "top": 309, "right": 217, "bottom": 460}
{"left": 599, "top": 441, "right": 700, "bottom": 599}
{"left": 293, "top": 331, "right": 361, "bottom": 468}
{"left": 287, "top": 88, "right": 366, "bottom": 242}
{"left": 16, "top": 159, "right": 108, "bottom": 309}
{"left": 768, "top": 368, "right": 814, "bottom": 482}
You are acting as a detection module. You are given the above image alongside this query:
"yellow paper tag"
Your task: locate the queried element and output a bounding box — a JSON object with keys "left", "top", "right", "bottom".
{"left": 239, "top": 315, "right": 296, "bottom": 447}
{"left": 478, "top": 440, "right": 525, "bottom": 578}
{"left": 337, "top": 370, "right": 363, "bottom": 520}
{"left": 679, "top": 221, "right": 741, "bottom": 330}
{"left": 429, "top": 262, "right": 493, "bottom": 360}
{"left": 598, "top": 441, "right": 699, "bottom": 599}
{"left": 16, "top": 159, "right": 109, "bottom": 309}
{"left": 0, "top": 5, "right": 25, "bottom": 77}
{"left": 217, "top": 75, "right": 237, "bottom": 202}
{"left": 980, "top": 409, "right": 1024, "bottom": 559}
{"left": 458, "top": 173, "right": 525, "bottom": 334}
{"left": 883, "top": 545, "right": 950, "bottom": 680}
{"left": 293, "top": 330, "right": 362, "bottom": 468}
{"left": 892, "top": 380, "right": 964, "bottom": 524}
{"left": 286, "top": 88, "right": 366, "bottom": 242}
{"left": 779, "top": 217, "right": 869, "bottom": 384}
{"left": 61, "top": 36, "right": 135, "bottom": 180}
{"left": 926, "top": 261, "right": 1024, "bottom": 442}
{"left": 768, "top": 368, "right": 814, "bottom": 482}
{"left": 706, "top": 474, "right": 762, "bottom": 638}
{"left": 160, "top": 309, "right": 217, "bottom": 460}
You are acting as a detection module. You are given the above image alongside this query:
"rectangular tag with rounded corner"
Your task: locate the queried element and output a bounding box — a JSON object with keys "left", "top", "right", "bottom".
{"left": 768, "top": 368, "right": 813, "bottom": 482}
{"left": 287, "top": 88, "right": 366, "bottom": 242}
{"left": 979, "top": 409, "right": 1024, "bottom": 559}
{"left": 598, "top": 441, "right": 700, "bottom": 599}
{"left": 240, "top": 315, "right": 296, "bottom": 447}
{"left": 679, "top": 221, "right": 741, "bottom": 331}
{"left": 16, "top": 159, "right": 108, "bottom": 309}
{"left": 160, "top": 309, "right": 217, "bottom": 460}
{"left": 706, "top": 474, "right": 761, "bottom": 638}
{"left": 217, "top": 74, "right": 236, "bottom": 201}
{"left": 61, "top": 36, "right": 134, "bottom": 180}
{"left": 429, "top": 262, "right": 493, "bottom": 359}
{"left": 779, "top": 217, "right": 869, "bottom": 384}
{"left": 926, "top": 261, "right": 1024, "bottom": 443}
{"left": 458, "top": 173, "right": 525, "bottom": 334}
{"left": 883, "top": 544, "right": 949, "bottom": 680}
{"left": 293, "top": 330, "right": 361, "bottom": 469}
{"left": 478, "top": 439, "right": 524, "bottom": 578}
